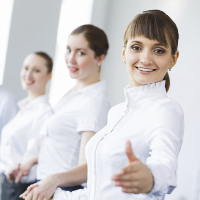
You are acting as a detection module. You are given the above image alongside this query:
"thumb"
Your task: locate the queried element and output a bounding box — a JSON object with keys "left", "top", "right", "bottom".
{"left": 125, "top": 140, "right": 138, "bottom": 163}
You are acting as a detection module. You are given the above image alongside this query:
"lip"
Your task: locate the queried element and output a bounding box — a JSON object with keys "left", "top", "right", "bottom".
{"left": 135, "top": 66, "right": 156, "bottom": 74}
{"left": 68, "top": 66, "right": 79, "bottom": 73}
{"left": 25, "top": 80, "right": 34, "bottom": 86}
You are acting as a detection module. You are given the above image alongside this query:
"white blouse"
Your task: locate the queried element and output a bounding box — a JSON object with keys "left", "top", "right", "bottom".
{"left": 53, "top": 81, "right": 184, "bottom": 200}
{"left": 0, "top": 95, "right": 52, "bottom": 183}
{"left": 0, "top": 86, "right": 18, "bottom": 136}
{"left": 37, "top": 80, "right": 110, "bottom": 180}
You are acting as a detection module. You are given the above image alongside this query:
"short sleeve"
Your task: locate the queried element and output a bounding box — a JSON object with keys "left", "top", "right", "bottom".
{"left": 76, "top": 96, "right": 110, "bottom": 134}
{"left": 144, "top": 100, "right": 184, "bottom": 196}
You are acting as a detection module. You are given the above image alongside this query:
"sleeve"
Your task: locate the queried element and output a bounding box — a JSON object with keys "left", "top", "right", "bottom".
{"left": 76, "top": 97, "right": 110, "bottom": 134}
{"left": 144, "top": 100, "right": 184, "bottom": 196}
{"left": 22, "top": 105, "right": 53, "bottom": 161}
{"left": 0, "top": 97, "right": 18, "bottom": 135}
{"left": 53, "top": 188, "right": 88, "bottom": 200}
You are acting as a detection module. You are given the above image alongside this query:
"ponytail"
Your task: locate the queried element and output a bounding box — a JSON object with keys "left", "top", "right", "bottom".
{"left": 163, "top": 72, "right": 170, "bottom": 92}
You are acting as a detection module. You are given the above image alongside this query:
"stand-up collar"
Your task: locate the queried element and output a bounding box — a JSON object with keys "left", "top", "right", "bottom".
{"left": 124, "top": 81, "right": 167, "bottom": 108}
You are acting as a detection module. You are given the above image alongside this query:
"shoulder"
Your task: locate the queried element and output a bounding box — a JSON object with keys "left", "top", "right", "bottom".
{"left": 153, "top": 97, "right": 184, "bottom": 118}
{"left": 146, "top": 97, "right": 184, "bottom": 133}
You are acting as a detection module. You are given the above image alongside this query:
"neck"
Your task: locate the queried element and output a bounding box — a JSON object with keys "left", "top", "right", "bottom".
{"left": 74, "top": 74, "right": 100, "bottom": 91}
{"left": 27, "top": 89, "right": 45, "bottom": 102}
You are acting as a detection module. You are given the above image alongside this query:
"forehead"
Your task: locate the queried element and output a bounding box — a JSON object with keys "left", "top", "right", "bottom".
{"left": 127, "top": 35, "right": 169, "bottom": 47}
{"left": 23, "top": 54, "right": 47, "bottom": 68}
{"left": 67, "top": 33, "right": 89, "bottom": 48}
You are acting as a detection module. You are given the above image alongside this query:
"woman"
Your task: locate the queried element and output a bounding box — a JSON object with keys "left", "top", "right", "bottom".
{"left": 47, "top": 10, "right": 183, "bottom": 200}
{"left": 19, "top": 25, "right": 110, "bottom": 199}
{"left": 0, "top": 52, "right": 53, "bottom": 200}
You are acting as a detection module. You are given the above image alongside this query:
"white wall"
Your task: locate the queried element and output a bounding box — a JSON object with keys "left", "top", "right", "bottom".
{"left": 91, "top": 0, "right": 200, "bottom": 199}
{"left": 3, "top": 0, "right": 62, "bottom": 100}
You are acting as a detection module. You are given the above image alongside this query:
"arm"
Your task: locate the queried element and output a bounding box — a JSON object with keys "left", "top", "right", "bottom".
{"left": 20, "top": 131, "right": 95, "bottom": 200}
{"left": 7, "top": 156, "right": 38, "bottom": 183}
{"left": 113, "top": 102, "right": 184, "bottom": 196}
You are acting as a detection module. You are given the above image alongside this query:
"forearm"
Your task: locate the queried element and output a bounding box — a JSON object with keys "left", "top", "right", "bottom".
{"left": 53, "top": 164, "right": 87, "bottom": 187}
{"left": 28, "top": 156, "right": 38, "bottom": 166}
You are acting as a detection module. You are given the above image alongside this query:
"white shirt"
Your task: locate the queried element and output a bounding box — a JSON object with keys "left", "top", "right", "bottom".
{"left": 0, "top": 94, "right": 52, "bottom": 183}
{"left": 53, "top": 81, "right": 184, "bottom": 200}
{"left": 0, "top": 86, "right": 18, "bottom": 137}
{"left": 37, "top": 80, "right": 110, "bottom": 180}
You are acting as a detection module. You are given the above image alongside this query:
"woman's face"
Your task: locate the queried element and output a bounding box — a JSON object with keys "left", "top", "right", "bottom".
{"left": 20, "top": 54, "right": 51, "bottom": 93}
{"left": 122, "top": 36, "right": 179, "bottom": 88}
{"left": 65, "top": 33, "right": 102, "bottom": 81}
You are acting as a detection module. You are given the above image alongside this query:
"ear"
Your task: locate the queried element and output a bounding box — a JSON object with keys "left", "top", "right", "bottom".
{"left": 122, "top": 45, "right": 126, "bottom": 63}
{"left": 169, "top": 51, "right": 179, "bottom": 70}
{"left": 96, "top": 54, "right": 106, "bottom": 66}
{"left": 47, "top": 72, "right": 52, "bottom": 81}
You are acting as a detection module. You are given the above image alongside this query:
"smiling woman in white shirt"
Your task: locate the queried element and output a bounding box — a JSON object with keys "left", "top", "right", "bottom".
{"left": 0, "top": 52, "right": 53, "bottom": 200}
{"left": 42, "top": 10, "right": 184, "bottom": 200}
{"left": 19, "top": 25, "right": 110, "bottom": 200}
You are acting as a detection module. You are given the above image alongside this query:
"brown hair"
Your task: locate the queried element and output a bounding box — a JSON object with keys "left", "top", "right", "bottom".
{"left": 69, "top": 24, "right": 109, "bottom": 57}
{"left": 123, "top": 10, "right": 179, "bottom": 92}
{"left": 34, "top": 52, "right": 53, "bottom": 73}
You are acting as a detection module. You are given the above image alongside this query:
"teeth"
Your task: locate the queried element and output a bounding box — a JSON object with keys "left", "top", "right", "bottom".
{"left": 137, "top": 67, "right": 154, "bottom": 72}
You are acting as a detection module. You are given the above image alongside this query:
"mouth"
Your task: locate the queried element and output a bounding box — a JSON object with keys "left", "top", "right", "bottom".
{"left": 136, "top": 67, "right": 156, "bottom": 72}
{"left": 68, "top": 66, "right": 79, "bottom": 73}
{"left": 25, "top": 80, "right": 34, "bottom": 86}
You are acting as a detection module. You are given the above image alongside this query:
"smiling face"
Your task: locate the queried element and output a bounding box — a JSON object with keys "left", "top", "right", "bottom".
{"left": 20, "top": 54, "right": 51, "bottom": 94}
{"left": 65, "top": 33, "right": 103, "bottom": 82}
{"left": 122, "top": 36, "right": 179, "bottom": 88}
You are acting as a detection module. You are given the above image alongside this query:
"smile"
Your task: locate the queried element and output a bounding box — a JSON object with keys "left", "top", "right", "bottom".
{"left": 136, "top": 67, "right": 156, "bottom": 72}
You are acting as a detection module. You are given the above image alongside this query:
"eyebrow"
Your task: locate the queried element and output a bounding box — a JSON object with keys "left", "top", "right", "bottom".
{"left": 66, "top": 45, "right": 87, "bottom": 51}
{"left": 129, "top": 40, "right": 168, "bottom": 48}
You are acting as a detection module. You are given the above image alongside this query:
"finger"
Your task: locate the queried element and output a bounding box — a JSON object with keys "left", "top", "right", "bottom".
{"left": 15, "top": 171, "right": 23, "bottom": 183}
{"left": 112, "top": 172, "right": 139, "bottom": 182}
{"left": 7, "top": 174, "right": 14, "bottom": 183}
{"left": 22, "top": 171, "right": 30, "bottom": 176}
{"left": 115, "top": 180, "right": 140, "bottom": 188}
{"left": 25, "top": 191, "right": 33, "bottom": 200}
{"left": 125, "top": 140, "right": 138, "bottom": 163}
{"left": 122, "top": 186, "right": 140, "bottom": 194}
{"left": 19, "top": 183, "right": 37, "bottom": 198}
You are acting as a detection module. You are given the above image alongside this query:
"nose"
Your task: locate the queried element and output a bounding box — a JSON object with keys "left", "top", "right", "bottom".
{"left": 26, "top": 69, "right": 33, "bottom": 79}
{"left": 66, "top": 51, "right": 76, "bottom": 64}
{"left": 140, "top": 50, "right": 153, "bottom": 66}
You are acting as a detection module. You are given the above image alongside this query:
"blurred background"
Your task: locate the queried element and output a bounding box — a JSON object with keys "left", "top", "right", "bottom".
{"left": 0, "top": 0, "right": 200, "bottom": 199}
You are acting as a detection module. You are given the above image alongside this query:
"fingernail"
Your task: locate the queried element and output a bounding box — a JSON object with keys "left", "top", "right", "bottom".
{"left": 119, "top": 170, "right": 124, "bottom": 175}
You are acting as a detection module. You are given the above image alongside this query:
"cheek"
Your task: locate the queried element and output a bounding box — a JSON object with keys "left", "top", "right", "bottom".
{"left": 157, "top": 59, "right": 171, "bottom": 72}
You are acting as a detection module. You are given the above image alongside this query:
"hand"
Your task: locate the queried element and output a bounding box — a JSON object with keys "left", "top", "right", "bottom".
{"left": 20, "top": 174, "right": 58, "bottom": 200}
{"left": 7, "top": 163, "right": 29, "bottom": 183}
{"left": 112, "top": 140, "right": 154, "bottom": 194}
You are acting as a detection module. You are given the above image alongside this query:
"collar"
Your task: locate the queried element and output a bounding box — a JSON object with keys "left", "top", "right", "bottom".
{"left": 124, "top": 81, "right": 167, "bottom": 108}
{"left": 79, "top": 80, "right": 106, "bottom": 97}
{"left": 18, "top": 94, "right": 48, "bottom": 110}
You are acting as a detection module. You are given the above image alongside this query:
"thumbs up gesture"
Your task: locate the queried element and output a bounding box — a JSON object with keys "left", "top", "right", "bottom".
{"left": 111, "top": 140, "right": 154, "bottom": 194}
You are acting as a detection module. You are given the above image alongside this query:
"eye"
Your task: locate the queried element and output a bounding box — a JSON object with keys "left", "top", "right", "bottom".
{"left": 66, "top": 47, "right": 71, "bottom": 53}
{"left": 34, "top": 69, "right": 40, "bottom": 73}
{"left": 24, "top": 66, "right": 28, "bottom": 70}
{"left": 154, "top": 48, "right": 165, "bottom": 54}
{"left": 131, "top": 45, "right": 142, "bottom": 51}
{"left": 78, "top": 51, "right": 85, "bottom": 55}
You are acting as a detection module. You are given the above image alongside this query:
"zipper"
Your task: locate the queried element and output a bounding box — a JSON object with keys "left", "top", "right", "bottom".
{"left": 93, "top": 106, "right": 129, "bottom": 200}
